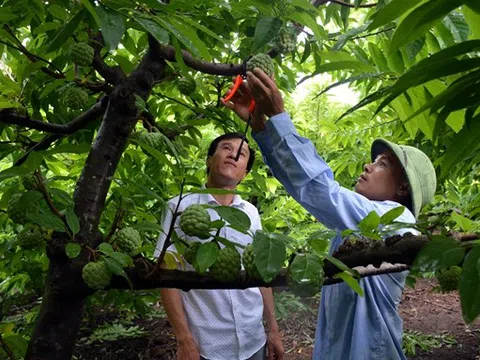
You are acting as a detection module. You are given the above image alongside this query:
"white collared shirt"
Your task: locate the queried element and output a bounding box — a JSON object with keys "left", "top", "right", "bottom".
{"left": 154, "top": 192, "right": 266, "bottom": 360}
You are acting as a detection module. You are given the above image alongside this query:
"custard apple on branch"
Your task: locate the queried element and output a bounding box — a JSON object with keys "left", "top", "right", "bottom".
{"left": 242, "top": 244, "right": 261, "bottom": 279}
{"left": 82, "top": 261, "right": 112, "bottom": 290}
{"left": 272, "top": 28, "right": 296, "bottom": 54}
{"left": 140, "top": 132, "right": 165, "bottom": 151}
{"left": 63, "top": 87, "right": 89, "bottom": 110}
{"left": 209, "top": 246, "right": 241, "bottom": 282}
{"left": 17, "top": 225, "right": 44, "bottom": 250}
{"left": 112, "top": 227, "right": 141, "bottom": 255}
{"left": 184, "top": 241, "right": 202, "bottom": 265}
{"left": 179, "top": 205, "right": 211, "bottom": 239}
{"left": 7, "top": 193, "right": 28, "bottom": 225}
{"left": 246, "top": 54, "right": 274, "bottom": 77}
{"left": 70, "top": 42, "right": 94, "bottom": 67}
{"left": 436, "top": 266, "right": 462, "bottom": 292}
{"left": 177, "top": 77, "right": 196, "bottom": 96}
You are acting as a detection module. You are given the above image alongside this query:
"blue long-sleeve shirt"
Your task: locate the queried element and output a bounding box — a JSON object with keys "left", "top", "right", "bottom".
{"left": 253, "top": 113, "right": 417, "bottom": 360}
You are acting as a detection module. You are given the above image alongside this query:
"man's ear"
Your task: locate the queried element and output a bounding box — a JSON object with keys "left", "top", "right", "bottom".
{"left": 397, "top": 182, "right": 410, "bottom": 197}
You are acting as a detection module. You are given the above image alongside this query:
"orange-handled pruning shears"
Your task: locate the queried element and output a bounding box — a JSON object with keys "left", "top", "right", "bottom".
{"left": 222, "top": 75, "right": 256, "bottom": 161}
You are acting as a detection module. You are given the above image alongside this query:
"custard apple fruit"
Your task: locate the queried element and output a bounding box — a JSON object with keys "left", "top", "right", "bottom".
{"left": 177, "top": 77, "right": 196, "bottom": 96}
{"left": 17, "top": 225, "right": 44, "bottom": 250}
{"left": 184, "top": 241, "right": 202, "bottom": 265}
{"left": 7, "top": 193, "right": 28, "bottom": 225}
{"left": 63, "top": 87, "right": 88, "bottom": 110}
{"left": 209, "top": 246, "right": 241, "bottom": 282}
{"left": 436, "top": 266, "right": 462, "bottom": 292}
{"left": 246, "top": 53, "right": 274, "bottom": 77}
{"left": 113, "top": 227, "right": 141, "bottom": 255}
{"left": 179, "top": 205, "right": 211, "bottom": 239}
{"left": 82, "top": 261, "right": 112, "bottom": 290}
{"left": 71, "top": 42, "right": 94, "bottom": 67}
{"left": 21, "top": 176, "right": 37, "bottom": 190}
{"left": 272, "top": 28, "right": 296, "bottom": 54}
{"left": 140, "top": 132, "right": 164, "bottom": 151}
{"left": 243, "top": 244, "right": 261, "bottom": 279}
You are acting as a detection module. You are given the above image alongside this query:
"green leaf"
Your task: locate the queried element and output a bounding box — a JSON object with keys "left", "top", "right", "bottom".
{"left": 412, "top": 236, "right": 465, "bottom": 272}
{"left": 463, "top": 0, "right": 480, "bottom": 14}
{"left": 98, "top": 242, "right": 114, "bottom": 255}
{"left": 367, "top": 0, "right": 420, "bottom": 31}
{"left": 380, "top": 206, "right": 405, "bottom": 225}
{"left": 253, "top": 230, "right": 287, "bottom": 282}
{"left": 47, "top": 10, "right": 84, "bottom": 53}
{"left": 66, "top": 207, "right": 80, "bottom": 235}
{"left": 211, "top": 206, "right": 251, "bottom": 234}
{"left": 133, "top": 222, "right": 164, "bottom": 233}
{"left": 135, "top": 17, "right": 169, "bottom": 44}
{"left": 389, "top": 0, "right": 463, "bottom": 54}
{"left": 460, "top": 246, "right": 480, "bottom": 323}
{"left": 451, "top": 212, "right": 480, "bottom": 232}
{"left": 0, "top": 167, "right": 31, "bottom": 182}
{"left": 358, "top": 211, "right": 380, "bottom": 234}
{"left": 253, "top": 17, "right": 283, "bottom": 51}
{"left": 463, "top": 6, "right": 480, "bottom": 38}
{"left": 66, "top": 243, "right": 81, "bottom": 258}
{"left": 334, "top": 271, "right": 364, "bottom": 296}
{"left": 308, "top": 238, "right": 329, "bottom": 255}
{"left": 27, "top": 212, "right": 66, "bottom": 231}
{"left": 22, "top": 151, "right": 43, "bottom": 172}
{"left": 17, "top": 190, "right": 43, "bottom": 210}
{"left": 196, "top": 241, "right": 219, "bottom": 273}
{"left": 110, "top": 251, "right": 134, "bottom": 267}
{"left": 289, "top": 253, "right": 323, "bottom": 283}
{"left": 79, "top": 0, "right": 101, "bottom": 27}
{"left": 97, "top": 5, "right": 125, "bottom": 51}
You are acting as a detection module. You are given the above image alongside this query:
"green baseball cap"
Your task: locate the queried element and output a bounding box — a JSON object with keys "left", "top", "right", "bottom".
{"left": 371, "top": 139, "right": 437, "bottom": 218}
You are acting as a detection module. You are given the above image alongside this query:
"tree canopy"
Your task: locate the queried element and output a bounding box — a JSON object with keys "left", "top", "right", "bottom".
{"left": 1, "top": 0, "right": 480, "bottom": 358}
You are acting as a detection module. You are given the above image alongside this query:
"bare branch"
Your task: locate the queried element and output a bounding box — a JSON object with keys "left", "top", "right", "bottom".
{"left": 14, "top": 98, "right": 107, "bottom": 166}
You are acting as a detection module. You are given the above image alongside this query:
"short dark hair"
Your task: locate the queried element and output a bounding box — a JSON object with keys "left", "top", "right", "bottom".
{"left": 206, "top": 133, "right": 255, "bottom": 174}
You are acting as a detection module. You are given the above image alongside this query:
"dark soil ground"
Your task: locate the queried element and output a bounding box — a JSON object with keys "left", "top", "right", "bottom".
{"left": 73, "top": 278, "right": 480, "bottom": 360}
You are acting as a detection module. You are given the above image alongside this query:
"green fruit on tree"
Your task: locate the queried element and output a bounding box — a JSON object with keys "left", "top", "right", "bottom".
{"left": 436, "top": 266, "right": 462, "bottom": 292}
{"left": 209, "top": 246, "right": 241, "bottom": 282}
{"left": 184, "top": 242, "right": 202, "bottom": 265}
{"left": 21, "top": 176, "right": 37, "bottom": 190}
{"left": 242, "top": 244, "right": 261, "bottom": 279}
{"left": 179, "top": 205, "right": 211, "bottom": 239}
{"left": 70, "top": 42, "right": 94, "bottom": 67}
{"left": 17, "top": 225, "right": 44, "bottom": 250}
{"left": 177, "top": 77, "right": 196, "bottom": 96}
{"left": 272, "top": 28, "right": 296, "bottom": 54}
{"left": 246, "top": 53, "right": 274, "bottom": 77}
{"left": 113, "top": 227, "right": 141, "bottom": 255}
{"left": 63, "top": 87, "right": 89, "bottom": 110}
{"left": 140, "top": 132, "right": 164, "bottom": 151}
{"left": 7, "top": 193, "right": 28, "bottom": 225}
{"left": 82, "top": 261, "right": 112, "bottom": 290}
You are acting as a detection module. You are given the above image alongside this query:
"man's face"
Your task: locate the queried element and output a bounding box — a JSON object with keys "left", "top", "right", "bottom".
{"left": 354, "top": 151, "right": 407, "bottom": 202}
{"left": 206, "top": 138, "right": 250, "bottom": 186}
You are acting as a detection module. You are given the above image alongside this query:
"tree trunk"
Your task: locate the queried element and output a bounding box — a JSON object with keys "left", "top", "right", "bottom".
{"left": 25, "top": 258, "right": 89, "bottom": 360}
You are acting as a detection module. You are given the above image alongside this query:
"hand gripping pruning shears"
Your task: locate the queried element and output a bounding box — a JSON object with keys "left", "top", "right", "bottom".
{"left": 222, "top": 75, "right": 256, "bottom": 162}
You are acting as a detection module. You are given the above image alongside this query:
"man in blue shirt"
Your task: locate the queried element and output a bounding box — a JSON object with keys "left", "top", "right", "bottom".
{"left": 222, "top": 69, "right": 437, "bottom": 360}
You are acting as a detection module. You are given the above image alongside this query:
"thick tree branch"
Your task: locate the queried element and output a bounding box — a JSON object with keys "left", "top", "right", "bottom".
{"left": 89, "top": 32, "right": 126, "bottom": 86}
{"left": 74, "top": 35, "right": 166, "bottom": 248}
{"left": 13, "top": 99, "right": 108, "bottom": 166}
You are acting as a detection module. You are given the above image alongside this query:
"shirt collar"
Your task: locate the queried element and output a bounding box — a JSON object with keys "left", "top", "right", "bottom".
{"left": 199, "top": 185, "right": 245, "bottom": 208}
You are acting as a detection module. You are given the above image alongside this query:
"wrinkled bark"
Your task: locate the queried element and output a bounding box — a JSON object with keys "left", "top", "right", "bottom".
{"left": 26, "top": 37, "right": 167, "bottom": 360}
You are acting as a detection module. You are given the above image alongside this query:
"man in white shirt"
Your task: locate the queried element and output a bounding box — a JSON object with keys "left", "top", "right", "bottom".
{"left": 154, "top": 133, "right": 284, "bottom": 360}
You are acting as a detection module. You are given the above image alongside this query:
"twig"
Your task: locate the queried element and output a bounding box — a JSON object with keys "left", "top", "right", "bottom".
{"left": 2, "top": 25, "right": 65, "bottom": 79}
{"left": 329, "top": 0, "right": 377, "bottom": 8}
{"left": 0, "top": 333, "right": 16, "bottom": 360}
{"left": 34, "top": 170, "right": 69, "bottom": 230}
{"left": 405, "top": 294, "right": 457, "bottom": 312}
{"left": 104, "top": 204, "right": 125, "bottom": 244}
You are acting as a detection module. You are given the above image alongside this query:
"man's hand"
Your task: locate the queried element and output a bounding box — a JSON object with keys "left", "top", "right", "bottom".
{"left": 221, "top": 80, "right": 266, "bottom": 132}
{"left": 177, "top": 337, "right": 200, "bottom": 360}
{"left": 266, "top": 329, "right": 284, "bottom": 360}
{"left": 247, "top": 68, "right": 284, "bottom": 118}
